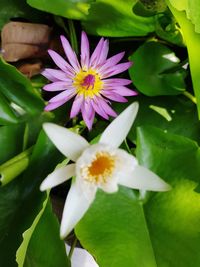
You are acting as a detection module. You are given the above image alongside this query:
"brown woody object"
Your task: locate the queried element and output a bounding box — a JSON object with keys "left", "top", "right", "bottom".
{"left": 1, "top": 22, "right": 52, "bottom": 62}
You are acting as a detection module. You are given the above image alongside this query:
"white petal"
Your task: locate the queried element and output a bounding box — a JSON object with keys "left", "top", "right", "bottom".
{"left": 43, "top": 123, "right": 89, "bottom": 161}
{"left": 60, "top": 182, "right": 95, "bottom": 238}
{"left": 118, "top": 165, "right": 171, "bottom": 192}
{"left": 99, "top": 102, "right": 139, "bottom": 148}
{"left": 40, "top": 164, "right": 75, "bottom": 191}
{"left": 66, "top": 245, "right": 99, "bottom": 267}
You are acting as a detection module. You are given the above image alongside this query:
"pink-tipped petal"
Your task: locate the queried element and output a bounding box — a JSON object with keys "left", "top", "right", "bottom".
{"left": 112, "top": 86, "right": 138, "bottom": 96}
{"left": 42, "top": 68, "right": 72, "bottom": 81}
{"left": 102, "top": 91, "right": 128, "bottom": 102}
{"left": 49, "top": 89, "right": 75, "bottom": 103}
{"left": 44, "top": 99, "right": 68, "bottom": 111}
{"left": 89, "top": 37, "right": 104, "bottom": 68}
{"left": 98, "top": 52, "right": 125, "bottom": 73}
{"left": 70, "top": 94, "right": 84, "bottom": 118}
{"left": 48, "top": 49, "right": 75, "bottom": 76}
{"left": 43, "top": 81, "right": 73, "bottom": 92}
{"left": 102, "top": 62, "right": 133, "bottom": 78}
{"left": 91, "top": 98, "right": 109, "bottom": 119}
{"left": 42, "top": 69, "right": 60, "bottom": 82}
{"left": 81, "top": 102, "right": 95, "bottom": 130}
{"left": 96, "top": 39, "right": 109, "bottom": 67}
{"left": 60, "top": 35, "right": 80, "bottom": 72}
{"left": 103, "top": 78, "right": 132, "bottom": 86}
{"left": 97, "top": 97, "right": 117, "bottom": 117}
{"left": 81, "top": 31, "right": 90, "bottom": 71}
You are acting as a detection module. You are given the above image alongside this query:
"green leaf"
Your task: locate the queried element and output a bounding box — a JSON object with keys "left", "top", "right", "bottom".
{"left": 16, "top": 193, "right": 49, "bottom": 267}
{"left": 168, "top": 0, "right": 200, "bottom": 33}
{"left": 76, "top": 188, "right": 157, "bottom": 267}
{"left": 124, "top": 95, "right": 200, "bottom": 143}
{"left": 166, "top": 1, "right": 200, "bottom": 118}
{"left": 17, "top": 198, "right": 69, "bottom": 267}
{"left": 0, "top": 124, "right": 25, "bottom": 164}
{"left": 82, "top": 0, "right": 156, "bottom": 37}
{"left": 129, "top": 41, "right": 186, "bottom": 96}
{"left": 0, "top": 91, "right": 19, "bottom": 125}
{"left": 27, "top": 0, "right": 93, "bottom": 20}
{"left": 136, "top": 126, "right": 200, "bottom": 184}
{"left": 136, "top": 126, "right": 200, "bottom": 266}
{"left": 0, "top": 58, "right": 44, "bottom": 117}
{"left": 0, "top": 0, "right": 45, "bottom": 30}
{"left": 0, "top": 130, "right": 64, "bottom": 267}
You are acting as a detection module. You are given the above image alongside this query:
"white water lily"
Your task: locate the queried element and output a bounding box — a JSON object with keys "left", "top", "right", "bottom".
{"left": 40, "top": 102, "right": 171, "bottom": 238}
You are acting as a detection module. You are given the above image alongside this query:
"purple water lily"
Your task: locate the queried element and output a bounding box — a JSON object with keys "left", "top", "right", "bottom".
{"left": 42, "top": 32, "right": 137, "bottom": 129}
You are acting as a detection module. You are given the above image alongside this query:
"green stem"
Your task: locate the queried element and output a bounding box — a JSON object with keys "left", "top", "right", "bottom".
{"left": 183, "top": 91, "right": 197, "bottom": 104}
{"left": 0, "top": 146, "right": 33, "bottom": 186}
{"left": 68, "top": 237, "right": 77, "bottom": 260}
{"left": 124, "top": 139, "right": 132, "bottom": 154}
{"left": 23, "top": 123, "right": 29, "bottom": 151}
{"left": 68, "top": 20, "right": 78, "bottom": 54}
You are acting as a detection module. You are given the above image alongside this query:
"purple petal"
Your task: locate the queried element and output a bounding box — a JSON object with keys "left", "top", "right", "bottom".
{"left": 43, "top": 81, "right": 74, "bottom": 92}
{"left": 49, "top": 89, "right": 75, "bottom": 103}
{"left": 81, "top": 101, "right": 95, "bottom": 130}
{"left": 60, "top": 35, "right": 80, "bottom": 72}
{"left": 81, "top": 31, "right": 90, "bottom": 71}
{"left": 42, "top": 68, "right": 72, "bottom": 82}
{"left": 42, "top": 69, "right": 60, "bottom": 82}
{"left": 96, "top": 39, "right": 109, "bottom": 67}
{"left": 70, "top": 94, "right": 84, "bottom": 118}
{"left": 101, "top": 62, "right": 133, "bottom": 78}
{"left": 102, "top": 91, "right": 128, "bottom": 102}
{"left": 89, "top": 38, "right": 104, "bottom": 68}
{"left": 111, "top": 86, "right": 138, "bottom": 96}
{"left": 91, "top": 98, "right": 109, "bottom": 119}
{"left": 97, "top": 97, "right": 117, "bottom": 117}
{"left": 82, "top": 98, "right": 94, "bottom": 119}
{"left": 44, "top": 98, "right": 68, "bottom": 111}
{"left": 103, "top": 78, "right": 132, "bottom": 86}
{"left": 98, "top": 52, "right": 125, "bottom": 73}
{"left": 48, "top": 50, "right": 75, "bottom": 77}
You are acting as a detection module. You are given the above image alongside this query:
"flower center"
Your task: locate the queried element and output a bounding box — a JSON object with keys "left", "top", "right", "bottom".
{"left": 82, "top": 152, "right": 116, "bottom": 185}
{"left": 73, "top": 69, "right": 103, "bottom": 98}
{"left": 81, "top": 74, "right": 95, "bottom": 88}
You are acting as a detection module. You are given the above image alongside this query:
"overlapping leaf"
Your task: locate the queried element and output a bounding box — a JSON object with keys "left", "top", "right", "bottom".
{"left": 129, "top": 41, "right": 186, "bottom": 96}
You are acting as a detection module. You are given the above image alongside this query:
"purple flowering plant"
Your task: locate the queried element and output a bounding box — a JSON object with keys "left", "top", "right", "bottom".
{"left": 1, "top": 1, "right": 200, "bottom": 267}
{"left": 42, "top": 32, "right": 137, "bottom": 129}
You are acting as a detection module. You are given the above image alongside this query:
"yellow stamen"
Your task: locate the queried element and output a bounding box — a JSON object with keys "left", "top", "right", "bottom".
{"left": 83, "top": 152, "right": 115, "bottom": 184}
{"left": 73, "top": 69, "right": 103, "bottom": 98}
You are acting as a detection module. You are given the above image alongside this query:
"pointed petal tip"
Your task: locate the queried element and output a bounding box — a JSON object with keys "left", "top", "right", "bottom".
{"left": 158, "top": 182, "right": 172, "bottom": 192}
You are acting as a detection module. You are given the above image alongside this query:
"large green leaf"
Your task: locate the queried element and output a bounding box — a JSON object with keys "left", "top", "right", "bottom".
{"left": 129, "top": 41, "right": 186, "bottom": 96}
{"left": 0, "top": 131, "right": 64, "bottom": 267}
{"left": 0, "top": 0, "right": 45, "bottom": 30}
{"left": 136, "top": 126, "right": 200, "bottom": 184}
{"left": 0, "top": 58, "right": 44, "bottom": 117}
{"left": 82, "top": 0, "right": 155, "bottom": 37}
{"left": 76, "top": 188, "right": 157, "bottom": 267}
{"left": 169, "top": 0, "right": 200, "bottom": 33}
{"left": 17, "top": 199, "right": 69, "bottom": 267}
{"left": 76, "top": 126, "right": 200, "bottom": 267}
{"left": 27, "top": 0, "right": 94, "bottom": 20}
{"left": 166, "top": 1, "right": 200, "bottom": 118}
{"left": 136, "top": 126, "right": 200, "bottom": 266}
